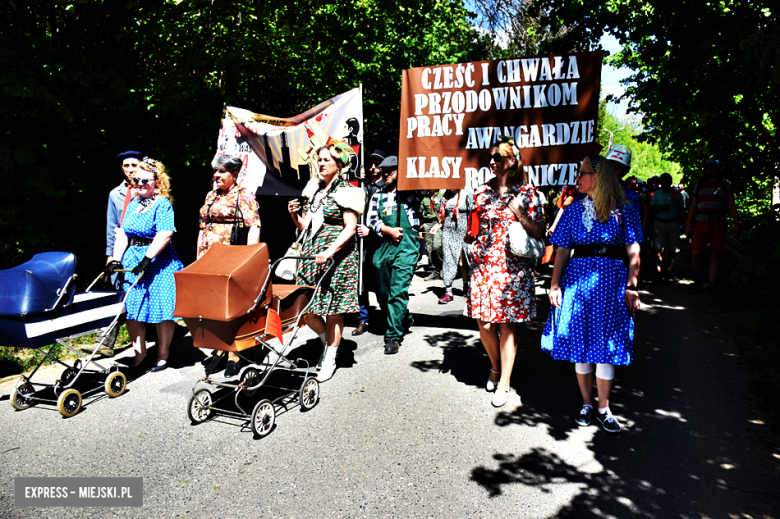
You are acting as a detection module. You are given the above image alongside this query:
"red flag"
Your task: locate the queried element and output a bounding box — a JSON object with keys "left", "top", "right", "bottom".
{"left": 266, "top": 308, "right": 284, "bottom": 345}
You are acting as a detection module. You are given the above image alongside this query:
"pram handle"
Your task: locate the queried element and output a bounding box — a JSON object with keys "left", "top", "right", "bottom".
{"left": 249, "top": 256, "right": 334, "bottom": 313}
{"left": 45, "top": 274, "right": 77, "bottom": 312}
{"left": 86, "top": 269, "right": 145, "bottom": 292}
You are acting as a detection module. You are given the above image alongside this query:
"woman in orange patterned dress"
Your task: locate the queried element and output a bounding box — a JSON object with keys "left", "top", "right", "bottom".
{"left": 465, "top": 139, "right": 545, "bottom": 407}
{"left": 197, "top": 154, "right": 260, "bottom": 377}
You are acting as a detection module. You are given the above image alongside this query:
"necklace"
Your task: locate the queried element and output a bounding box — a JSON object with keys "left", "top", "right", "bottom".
{"left": 138, "top": 196, "right": 156, "bottom": 211}
{"left": 310, "top": 179, "right": 338, "bottom": 213}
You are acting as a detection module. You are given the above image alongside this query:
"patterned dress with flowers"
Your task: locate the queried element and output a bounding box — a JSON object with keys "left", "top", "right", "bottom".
{"left": 296, "top": 178, "right": 364, "bottom": 315}
{"left": 441, "top": 189, "right": 473, "bottom": 287}
{"left": 197, "top": 185, "right": 260, "bottom": 258}
{"left": 465, "top": 181, "right": 543, "bottom": 323}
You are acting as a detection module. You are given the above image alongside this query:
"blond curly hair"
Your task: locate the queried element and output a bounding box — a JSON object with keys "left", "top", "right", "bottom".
{"left": 588, "top": 155, "right": 627, "bottom": 222}
{"left": 137, "top": 159, "right": 174, "bottom": 203}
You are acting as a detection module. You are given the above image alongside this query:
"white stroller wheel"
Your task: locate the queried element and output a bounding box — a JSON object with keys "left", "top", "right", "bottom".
{"left": 10, "top": 382, "right": 35, "bottom": 410}
{"left": 57, "top": 389, "right": 82, "bottom": 418}
{"left": 105, "top": 371, "right": 127, "bottom": 398}
{"left": 299, "top": 377, "right": 320, "bottom": 411}
{"left": 251, "top": 399, "right": 275, "bottom": 438}
{"left": 188, "top": 389, "right": 214, "bottom": 424}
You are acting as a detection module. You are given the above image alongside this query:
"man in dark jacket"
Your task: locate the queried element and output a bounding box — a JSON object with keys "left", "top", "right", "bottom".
{"left": 353, "top": 149, "right": 388, "bottom": 335}
{"left": 81, "top": 150, "right": 142, "bottom": 357}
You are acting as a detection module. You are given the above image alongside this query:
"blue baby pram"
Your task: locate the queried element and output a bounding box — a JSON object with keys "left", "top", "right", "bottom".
{"left": 0, "top": 252, "right": 139, "bottom": 417}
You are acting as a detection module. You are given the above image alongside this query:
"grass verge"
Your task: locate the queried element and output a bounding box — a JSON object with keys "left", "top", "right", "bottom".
{"left": 0, "top": 325, "right": 129, "bottom": 378}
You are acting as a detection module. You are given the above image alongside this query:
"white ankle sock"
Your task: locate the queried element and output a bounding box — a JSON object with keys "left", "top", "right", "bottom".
{"left": 598, "top": 406, "right": 609, "bottom": 415}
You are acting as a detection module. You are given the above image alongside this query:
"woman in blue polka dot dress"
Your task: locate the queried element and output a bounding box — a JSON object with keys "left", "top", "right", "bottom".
{"left": 108, "top": 158, "right": 184, "bottom": 373}
{"left": 541, "top": 155, "right": 642, "bottom": 433}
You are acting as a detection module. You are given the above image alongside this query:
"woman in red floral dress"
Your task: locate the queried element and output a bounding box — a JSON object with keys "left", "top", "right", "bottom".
{"left": 465, "top": 139, "right": 545, "bottom": 407}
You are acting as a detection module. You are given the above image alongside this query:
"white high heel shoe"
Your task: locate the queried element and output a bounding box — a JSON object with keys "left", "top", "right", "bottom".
{"left": 492, "top": 387, "right": 509, "bottom": 407}
{"left": 486, "top": 369, "right": 500, "bottom": 392}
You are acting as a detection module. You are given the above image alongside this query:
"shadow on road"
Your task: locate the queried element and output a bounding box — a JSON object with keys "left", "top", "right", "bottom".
{"left": 412, "top": 285, "right": 713, "bottom": 515}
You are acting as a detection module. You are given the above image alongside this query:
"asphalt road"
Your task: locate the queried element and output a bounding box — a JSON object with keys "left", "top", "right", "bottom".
{"left": 1, "top": 265, "right": 777, "bottom": 518}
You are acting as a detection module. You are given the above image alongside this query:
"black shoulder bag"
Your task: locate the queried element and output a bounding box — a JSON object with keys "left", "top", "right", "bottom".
{"left": 229, "top": 190, "right": 250, "bottom": 245}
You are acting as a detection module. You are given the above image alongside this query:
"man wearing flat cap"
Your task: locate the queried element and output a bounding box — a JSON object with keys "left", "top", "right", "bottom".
{"left": 354, "top": 148, "right": 388, "bottom": 336}
{"left": 81, "top": 151, "right": 141, "bottom": 357}
{"left": 365, "top": 155, "right": 423, "bottom": 354}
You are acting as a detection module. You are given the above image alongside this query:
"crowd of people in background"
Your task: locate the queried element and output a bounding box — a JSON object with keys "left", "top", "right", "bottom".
{"left": 87, "top": 138, "right": 740, "bottom": 435}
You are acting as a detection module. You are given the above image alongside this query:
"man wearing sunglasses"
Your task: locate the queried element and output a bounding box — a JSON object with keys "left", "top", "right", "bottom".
{"left": 80, "top": 150, "right": 142, "bottom": 358}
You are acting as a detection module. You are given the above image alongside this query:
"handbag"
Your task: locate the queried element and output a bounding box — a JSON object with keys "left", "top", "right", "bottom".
{"left": 275, "top": 221, "right": 309, "bottom": 281}
{"left": 275, "top": 241, "right": 302, "bottom": 281}
{"left": 507, "top": 193, "right": 545, "bottom": 258}
{"left": 508, "top": 221, "right": 545, "bottom": 258}
{"left": 229, "top": 192, "right": 250, "bottom": 245}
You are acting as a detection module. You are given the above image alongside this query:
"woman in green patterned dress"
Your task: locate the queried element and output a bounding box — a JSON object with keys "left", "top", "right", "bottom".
{"left": 287, "top": 144, "right": 365, "bottom": 382}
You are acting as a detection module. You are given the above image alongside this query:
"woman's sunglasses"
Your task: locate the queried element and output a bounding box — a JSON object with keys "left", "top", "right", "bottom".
{"left": 487, "top": 152, "right": 510, "bottom": 162}
{"left": 576, "top": 170, "right": 595, "bottom": 178}
{"left": 131, "top": 177, "right": 154, "bottom": 185}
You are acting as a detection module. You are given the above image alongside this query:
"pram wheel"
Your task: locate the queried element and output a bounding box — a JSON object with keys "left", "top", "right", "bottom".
{"left": 251, "top": 399, "right": 275, "bottom": 438}
{"left": 299, "top": 377, "right": 320, "bottom": 411}
{"left": 57, "top": 389, "right": 82, "bottom": 418}
{"left": 10, "top": 382, "right": 35, "bottom": 410}
{"left": 105, "top": 371, "right": 127, "bottom": 398}
{"left": 54, "top": 367, "right": 79, "bottom": 396}
{"left": 188, "top": 389, "right": 214, "bottom": 424}
{"left": 241, "top": 368, "right": 261, "bottom": 397}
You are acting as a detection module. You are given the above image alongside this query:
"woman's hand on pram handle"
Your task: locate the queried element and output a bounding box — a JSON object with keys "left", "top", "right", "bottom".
{"left": 132, "top": 256, "right": 152, "bottom": 275}
{"left": 315, "top": 249, "right": 333, "bottom": 265}
{"left": 104, "top": 260, "right": 123, "bottom": 278}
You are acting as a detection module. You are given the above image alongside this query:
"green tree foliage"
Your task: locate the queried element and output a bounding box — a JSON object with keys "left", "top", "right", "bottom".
{"left": 538, "top": 0, "right": 779, "bottom": 216}
{"left": 597, "top": 101, "right": 681, "bottom": 184}
{"left": 0, "top": 0, "right": 490, "bottom": 273}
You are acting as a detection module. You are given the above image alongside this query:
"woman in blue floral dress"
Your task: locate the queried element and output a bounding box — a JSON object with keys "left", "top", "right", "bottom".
{"left": 108, "top": 158, "right": 184, "bottom": 373}
{"left": 542, "top": 155, "right": 642, "bottom": 433}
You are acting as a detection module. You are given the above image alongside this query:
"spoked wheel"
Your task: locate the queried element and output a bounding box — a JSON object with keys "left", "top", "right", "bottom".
{"left": 187, "top": 389, "right": 214, "bottom": 424}
{"left": 251, "top": 399, "right": 275, "bottom": 438}
{"left": 241, "top": 368, "right": 261, "bottom": 397}
{"left": 299, "top": 377, "right": 320, "bottom": 412}
{"left": 10, "top": 382, "right": 35, "bottom": 410}
{"left": 104, "top": 371, "right": 127, "bottom": 398}
{"left": 54, "top": 367, "right": 79, "bottom": 396}
{"left": 57, "top": 389, "right": 82, "bottom": 418}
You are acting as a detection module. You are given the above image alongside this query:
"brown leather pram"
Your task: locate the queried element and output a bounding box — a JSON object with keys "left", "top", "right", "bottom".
{"left": 174, "top": 242, "right": 331, "bottom": 438}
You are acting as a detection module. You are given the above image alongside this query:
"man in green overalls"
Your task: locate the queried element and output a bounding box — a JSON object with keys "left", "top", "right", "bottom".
{"left": 366, "top": 156, "right": 423, "bottom": 354}
{"left": 420, "top": 189, "right": 444, "bottom": 280}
